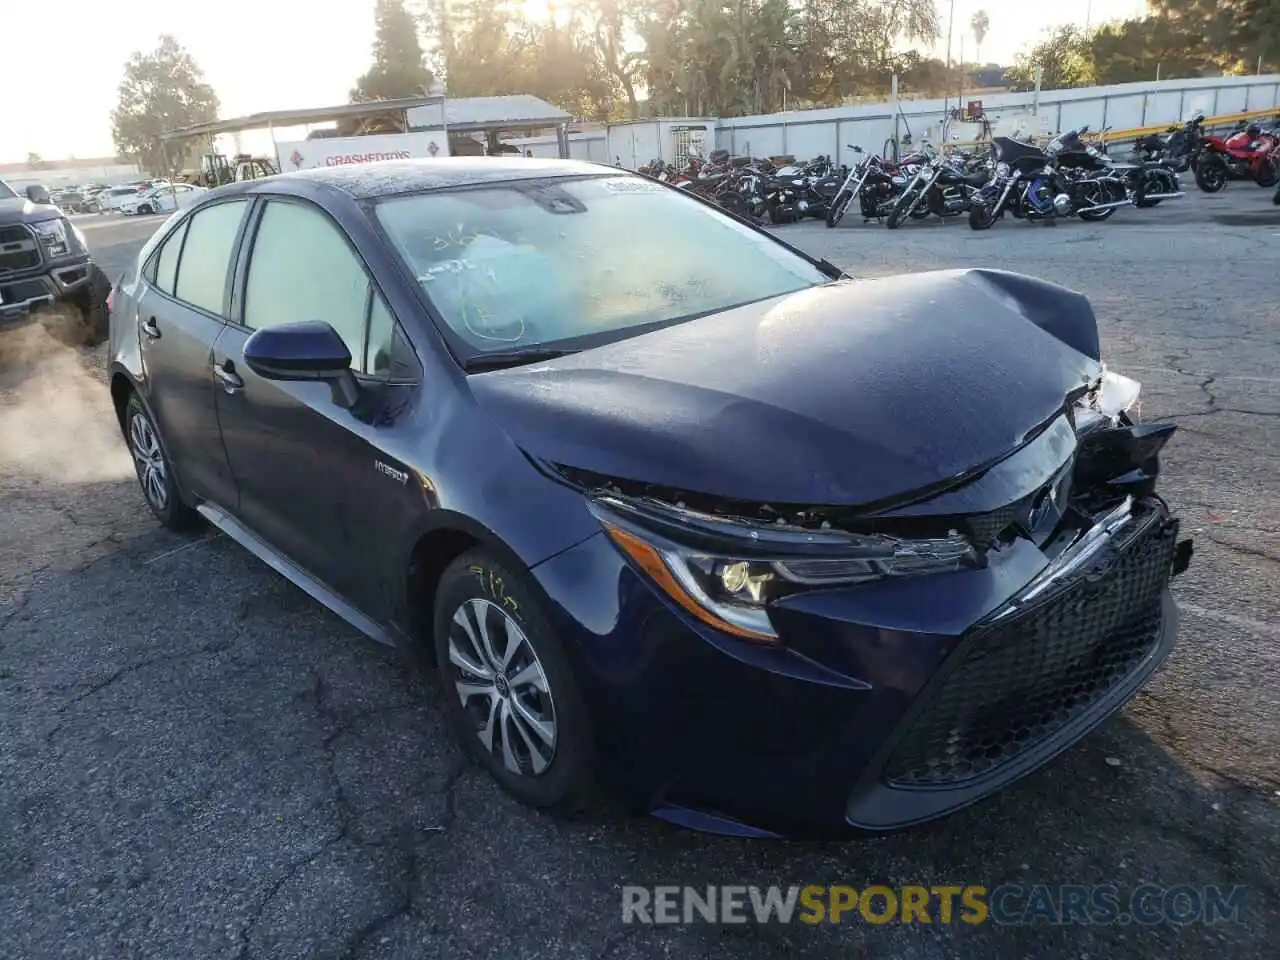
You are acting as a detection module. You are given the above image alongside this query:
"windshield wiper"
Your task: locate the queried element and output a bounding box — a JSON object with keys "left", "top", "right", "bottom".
{"left": 463, "top": 346, "right": 578, "bottom": 372}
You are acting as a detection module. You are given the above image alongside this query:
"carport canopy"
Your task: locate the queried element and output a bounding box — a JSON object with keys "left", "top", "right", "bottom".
{"left": 160, "top": 94, "right": 575, "bottom": 157}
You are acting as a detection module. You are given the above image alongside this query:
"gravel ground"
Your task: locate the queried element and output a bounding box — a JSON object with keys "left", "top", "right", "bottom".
{"left": 2, "top": 193, "right": 1277, "bottom": 960}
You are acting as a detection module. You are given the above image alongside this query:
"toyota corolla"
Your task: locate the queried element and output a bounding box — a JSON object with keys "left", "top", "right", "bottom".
{"left": 107, "top": 159, "right": 1193, "bottom": 836}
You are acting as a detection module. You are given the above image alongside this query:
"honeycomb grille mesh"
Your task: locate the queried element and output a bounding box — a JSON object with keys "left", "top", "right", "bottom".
{"left": 884, "top": 510, "right": 1179, "bottom": 787}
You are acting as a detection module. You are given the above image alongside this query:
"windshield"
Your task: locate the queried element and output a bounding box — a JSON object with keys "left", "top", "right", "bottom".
{"left": 0, "top": 180, "right": 18, "bottom": 200}
{"left": 375, "top": 175, "right": 828, "bottom": 354}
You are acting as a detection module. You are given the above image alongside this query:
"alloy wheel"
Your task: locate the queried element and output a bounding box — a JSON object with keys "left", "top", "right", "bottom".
{"left": 129, "top": 412, "right": 168, "bottom": 510}
{"left": 448, "top": 598, "right": 557, "bottom": 776}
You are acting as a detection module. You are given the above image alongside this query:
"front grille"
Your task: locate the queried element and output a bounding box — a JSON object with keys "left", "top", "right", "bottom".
{"left": 884, "top": 508, "right": 1179, "bottom": 787}
{"left": 0, "top": 225, "right": 40, "bottom": 276}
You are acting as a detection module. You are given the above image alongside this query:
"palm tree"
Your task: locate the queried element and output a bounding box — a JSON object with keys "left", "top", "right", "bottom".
{"left": 970, "top": 9, "right": 989, "bottom": 63}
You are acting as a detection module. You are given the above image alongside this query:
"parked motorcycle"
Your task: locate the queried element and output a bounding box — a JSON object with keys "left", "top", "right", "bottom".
{"left": 1133, "top": 113, "right": 1205, "bottom": 174}
{"left": 759, "top": 155, "right": 839, "bottom": 223}
{"left": 825, "top": 147, "right": 901, "bottom": 226}
{"left": 968, "top": 136, "right": 1092, "bottom": 230}
{"left": 885, "top": 143, "right": 989, "bottom": 229}
{"left": 1055, "top": 127, "right": 1183, "bottom": 208}
{"left": 1195, "top": 120, "right": 1279, "bottom": 191}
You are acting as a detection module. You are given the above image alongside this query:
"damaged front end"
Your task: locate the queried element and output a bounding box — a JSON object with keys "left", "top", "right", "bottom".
{"left": 558, "top": 366, "right": 1192, "bottom": 621}
{"left": 549, "top": 367, "right": 1193, "bottom": 829}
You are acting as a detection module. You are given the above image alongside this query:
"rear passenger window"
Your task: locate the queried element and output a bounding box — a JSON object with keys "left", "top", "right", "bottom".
{"left": 152, "top": 219, "right": 188, "bottom": 295}
{"left": 174, "top": 200, "right": 247, "bottom": 315}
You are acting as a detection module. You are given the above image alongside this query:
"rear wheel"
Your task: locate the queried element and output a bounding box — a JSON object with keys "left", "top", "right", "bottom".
{"left": 716, "top": 190, "right": 749, "bottom": 218}
{"left": 1195, "top": 159, "right": 1228, "bottom": 193}
{"left": 433, "top": 549, "right": 597, "bottom": 815}
{"left": 124, "top": 394, "right": 201, "bottom": 531}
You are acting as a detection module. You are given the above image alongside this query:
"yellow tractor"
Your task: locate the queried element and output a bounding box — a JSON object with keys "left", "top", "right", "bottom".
{"left": 192, "top": 153, "right": 280, "bottom": 188}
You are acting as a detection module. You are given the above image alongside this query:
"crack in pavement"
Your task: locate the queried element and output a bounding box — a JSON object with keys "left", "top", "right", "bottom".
{"left": 234, "top": 836, "right": 344, "bottom": 960}
{"left": 227, "top": 669, "right": 472, "bottom": 959}
{"left": 42, "top": 640, "right": 236, "bottom": 742}
{"left": 338, "top": 844, "right": 420, "bottom": 960}
{"left": 595, "top": 926, "right": 642, "bottom": 959}
{"left": 1203, "top": 535, "right": 1280, "bottom": 567}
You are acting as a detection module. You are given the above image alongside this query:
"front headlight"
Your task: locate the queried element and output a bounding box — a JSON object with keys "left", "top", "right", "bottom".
{"left": 31, "top": 218, "right": 73, "bottom": 258}
{"left": 592, "top": 497, "right": 977, "bottom": 642}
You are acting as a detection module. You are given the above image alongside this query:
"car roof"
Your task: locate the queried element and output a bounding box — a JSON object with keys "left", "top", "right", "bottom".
{"left": 224, "top": 157, "right": 622, "bottom": 201}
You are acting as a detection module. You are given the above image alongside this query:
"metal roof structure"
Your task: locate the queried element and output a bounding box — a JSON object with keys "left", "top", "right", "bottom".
{"left": 160, "top": 96, "right": 446, "bottom": 141}
{"left": 405, "top": 94, "right": 572, "bottom": 133}
{"left": 162, "top": 94, "right": 572, "bottom": 142}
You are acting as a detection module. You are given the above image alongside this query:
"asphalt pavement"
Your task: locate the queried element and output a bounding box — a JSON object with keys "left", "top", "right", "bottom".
{"left": 2, "top": 192, "right": 1278, "bottom": 959}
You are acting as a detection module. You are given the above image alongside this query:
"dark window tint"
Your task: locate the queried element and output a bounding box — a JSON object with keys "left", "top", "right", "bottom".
{"left": 152, "top": 219, "right": 189, "bottom": 295}
{"left": 243, "top": 201, "right": 371, "bottom": 371}
{"left": 175, "top": 200, "right": 247, "bottom": 315}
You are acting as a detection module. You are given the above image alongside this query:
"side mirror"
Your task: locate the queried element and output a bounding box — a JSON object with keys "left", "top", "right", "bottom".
{"left": 243, "top": 320, "right": 360, "bottom": 408}
{"left": 25, "top": 184, "right": 51, "bottom": 205}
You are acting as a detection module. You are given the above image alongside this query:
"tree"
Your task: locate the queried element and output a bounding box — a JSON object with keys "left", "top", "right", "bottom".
{"left": 352, "top": 0, "right": 433, "bottom": 102}
{"left": 1005, "top": 25, "right": 1096, "bottom": 92}
{"left": 587, "top": 0, "right": 641, "bottom": 118}
{"left": 26, "top": 152, "right": 46, "bottom": 168}
{"left": 970, "top": 10, "right": 989, "bottom": 62}
{"left": 111, "top": 36, "right": 219, "bottom": 176}
{"left": 1150, "top": 0, "right": 1280, "bottom": 72}
{"left": 1090, "top": 17, "right": 1227, "bottom": 84}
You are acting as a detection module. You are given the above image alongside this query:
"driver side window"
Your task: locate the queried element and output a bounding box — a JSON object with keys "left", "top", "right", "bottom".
{"left": 243, "top": 200, "right": 379, "bottom": 373}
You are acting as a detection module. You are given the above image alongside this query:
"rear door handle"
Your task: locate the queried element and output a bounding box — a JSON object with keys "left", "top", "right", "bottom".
{"left": 141, "top": 316, "right": 161, "bottom": 339}
{"left": 213, "top": 362, "right": 244, "bottom": 393}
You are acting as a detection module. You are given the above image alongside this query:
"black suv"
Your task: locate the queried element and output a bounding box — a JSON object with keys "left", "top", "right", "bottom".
{"left": 0, "top": 178, "right": 110, "bottom": 344}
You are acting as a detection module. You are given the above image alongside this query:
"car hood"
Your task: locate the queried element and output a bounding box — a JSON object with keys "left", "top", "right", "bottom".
{"left": 0, "top": 197, "right": 61, "bottom": 226}
{"left": 468, "top": 268, "right": 1103, "bottom": 508}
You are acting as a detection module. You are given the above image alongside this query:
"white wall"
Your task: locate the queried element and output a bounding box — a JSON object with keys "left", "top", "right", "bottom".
{"left": 507, "top": 132, "right": 609, "bottom": 163}
{"left": 605, "top": 120, "right": 716, "bottom": 168}
{"left": 712, "top": 74, "right": 1280, "bottom": 167}
{"left": 2, "top": 162, "right": 140, "bottom": 188}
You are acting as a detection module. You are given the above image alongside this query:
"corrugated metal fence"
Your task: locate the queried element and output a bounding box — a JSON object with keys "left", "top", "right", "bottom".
{"left": 715, "top": 75, "right": 1280, "bottom": 167}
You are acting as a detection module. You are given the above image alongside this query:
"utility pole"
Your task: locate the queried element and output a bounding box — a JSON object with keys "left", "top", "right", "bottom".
{"left": 942, "top": 0, "right": 956, "bottom": 141}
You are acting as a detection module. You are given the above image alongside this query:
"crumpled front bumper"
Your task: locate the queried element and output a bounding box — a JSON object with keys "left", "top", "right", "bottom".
{"left": 532, "top": 493, "right": 1189, "bottom": 837}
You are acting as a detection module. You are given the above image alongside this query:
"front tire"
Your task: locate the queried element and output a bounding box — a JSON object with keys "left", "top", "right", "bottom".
{"left": 433, "top": 549, "right": 597, "bottom": 815}
{"left": 41, "top": 266, "right": 111, "bottom": 347}
{"left": 825, "top": 191, "right": 851, "bottom": 227}
{"left": 968, "top": 203, "right": 995, "bottom": 230}
{"left": 124, "top": 394, "right": 201, "bottom": 531}
{"left": 886, "top": 187, "right": 920, "bottom": 229}
{"left": 139, "top": 204, "right": 154, "bottom": 215}
{"left": 1254, "top": 158, "right": 1279, "bottom": 188}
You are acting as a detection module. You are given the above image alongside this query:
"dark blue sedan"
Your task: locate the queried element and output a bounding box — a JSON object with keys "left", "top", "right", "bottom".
{"left": 106, "top": 158, "right": 1192, "bottom": 836}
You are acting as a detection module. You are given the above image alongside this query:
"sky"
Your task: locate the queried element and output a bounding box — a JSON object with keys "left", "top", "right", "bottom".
{"left": 1, "top": 0, "right": 1148, "bottom": 163}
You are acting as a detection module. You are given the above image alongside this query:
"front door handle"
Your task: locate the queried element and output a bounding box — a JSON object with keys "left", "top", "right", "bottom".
{"left": 141, "top": 316, "right": 161, "bottom": 339}
{"left": 213, "top": 362, "right": 244, "bottom": 394}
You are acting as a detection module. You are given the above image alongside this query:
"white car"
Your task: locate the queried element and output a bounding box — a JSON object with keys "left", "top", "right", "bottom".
{"left": 119, "top": 183, "right": 208, "bottom": 216}
{"left": 96, "top": 185, "right": 147, "bottom": 213}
